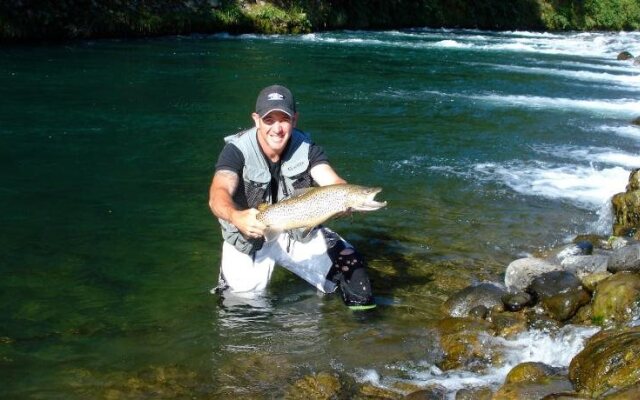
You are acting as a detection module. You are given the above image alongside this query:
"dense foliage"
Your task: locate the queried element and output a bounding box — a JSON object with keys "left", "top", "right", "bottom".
{"left": 1, "top": 0, "right": 639, "bottom": 41}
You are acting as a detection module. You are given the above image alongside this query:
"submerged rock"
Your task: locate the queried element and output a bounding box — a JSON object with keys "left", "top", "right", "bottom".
{"left": 454, "top": 386, "right": 493, "bottom": 399}
{"left": 357, "top": 383, "right": 403, "bottom": 399}
{"left": 489, "top": 310, "right": 528, "bottom": 338}
{"left": 404, "top": 384, "right": 447, "bottom": 399}
{"left": 569, "top": 326, "right": 640, "bottom": 397}
{"left": 442, "top": 283, "right": 506, "bottom": 317}
{"left": 505, "top": 258, "right": 561, "bottom": 291}
{"left": 632, "top": 117, "right": 640, "bottom": 126}
{"left": 284, "top": 372, "right": 342, "bottom": 400}
{"left": 590, "top": 272, "right": 640, "bottom": 325}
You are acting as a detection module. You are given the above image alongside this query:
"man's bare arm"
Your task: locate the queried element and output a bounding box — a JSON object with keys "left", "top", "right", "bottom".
{"left": 209, "top": 170, "right": 240, "bottom": 222}
{"left": 208, "top": 170, "right": 266, "bottom": 238}
{"left": 310, "top": 163, "right": 347, "bottom": 186}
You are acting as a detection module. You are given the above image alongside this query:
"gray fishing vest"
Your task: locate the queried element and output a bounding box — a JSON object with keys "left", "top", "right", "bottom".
{"left": 219, "top": 127, "right": 313, "bottom": 254}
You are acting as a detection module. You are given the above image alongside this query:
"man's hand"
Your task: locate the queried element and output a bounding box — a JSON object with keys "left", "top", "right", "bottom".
{"left": 230, "top": 208, "right": 267, "bottom": 239}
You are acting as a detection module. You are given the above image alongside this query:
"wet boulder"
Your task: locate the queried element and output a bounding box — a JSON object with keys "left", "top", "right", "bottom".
{"left": 442, "top": 282, "right": 506, "bottom": 317}
{"left": 560, "top": 255, "right": 609, "bottom": 278}
{"left": 527, "top": 271, "right": 591, "bottom": 322}
{"left": 493, "top": 376, "right": 573, "bottom": 400}
{"left": 505, "top": 257, "right": 561, "bottom": 291}
{"left": 430, "top": 317, "right": 498, "bottom": 371}
{"left": 552, "top": 242, "right": 594, "bottom": 264}
{"left": 501, "top": 291, "right": 533, "bottom": 312}
{"left": 569, "top": 326, "right": 640, "bottom": 398}
{"left": 632, "top": 117, "right": 640, "bottom": 126}
{"left": 579, "top": 271, "right": 612, "bottom": 292}
{"left": 608, "top": 243, "right": 640, "bottom": 273}
{"left": 504, "top": 362, "right": 562, "bottom": 384}
{"left": 611, "top": 168, "right": 640, "bottom": 237}
{"left": 590, "top": 271, "right": 640, "bottom": 325}
{"left": 616, "top": 51, "right": 634, "bottom": 60}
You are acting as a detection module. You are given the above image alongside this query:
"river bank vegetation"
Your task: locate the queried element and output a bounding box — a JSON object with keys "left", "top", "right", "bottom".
{"left": 1, "top": 0, "right": 639, "bottom": 41}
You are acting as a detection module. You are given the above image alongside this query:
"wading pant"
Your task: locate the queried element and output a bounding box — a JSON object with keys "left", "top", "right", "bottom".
{"left": 215, "top": 227, "right": 376, "bottom": 308}
{"left": 217, "top": 228, "right": 339, "bottom": 297}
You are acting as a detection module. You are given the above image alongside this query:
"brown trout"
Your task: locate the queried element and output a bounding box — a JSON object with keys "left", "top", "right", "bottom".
{"left": 257, "top": 184, "right": 386, "bottom": 241}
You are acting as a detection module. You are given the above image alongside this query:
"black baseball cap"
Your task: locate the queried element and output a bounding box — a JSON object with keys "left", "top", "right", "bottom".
{"left": 255, "top": 85, "right": 296, "bottom": 118}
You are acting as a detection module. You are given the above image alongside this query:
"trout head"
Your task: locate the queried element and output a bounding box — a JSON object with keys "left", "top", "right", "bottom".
{"left": 346, "top": 185, "right": 387, "bottom": 211}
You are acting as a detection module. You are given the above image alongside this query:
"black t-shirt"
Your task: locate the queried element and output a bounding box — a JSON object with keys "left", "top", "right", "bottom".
{"left": 215, "top": 133, "right": 330, "bottom": 200}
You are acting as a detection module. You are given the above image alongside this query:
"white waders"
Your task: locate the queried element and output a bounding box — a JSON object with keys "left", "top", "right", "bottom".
{"left": 216, "top": 228, "right": 340, "bottom": 300}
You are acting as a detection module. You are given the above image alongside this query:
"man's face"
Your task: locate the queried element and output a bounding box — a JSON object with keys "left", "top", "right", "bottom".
{"left": 252, "top": 110, "right": 297, "bottom": 156}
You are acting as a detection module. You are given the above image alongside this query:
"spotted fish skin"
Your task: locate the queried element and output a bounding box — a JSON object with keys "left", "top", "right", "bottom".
{"left": 256, "top": 184, "right": 386, "bottom": 240}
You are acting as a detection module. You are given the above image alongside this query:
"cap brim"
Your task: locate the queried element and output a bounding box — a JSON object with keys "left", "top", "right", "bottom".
{"left": 259, "top": 108, "right": 294, "bottom": 118}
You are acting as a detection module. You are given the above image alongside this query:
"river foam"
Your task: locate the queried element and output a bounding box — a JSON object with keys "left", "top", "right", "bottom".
{"left": 358, "top": 325, "right": 600, "bottom": 399}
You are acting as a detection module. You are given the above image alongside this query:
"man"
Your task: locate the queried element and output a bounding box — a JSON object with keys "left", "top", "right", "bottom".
{"left": 209, "top": 84, "right": 375, "bottom": 310}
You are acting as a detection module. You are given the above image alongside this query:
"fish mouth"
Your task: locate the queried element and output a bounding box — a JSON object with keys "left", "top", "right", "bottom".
{"left": 353, "top": 187, "right": 387, "bottom": 211}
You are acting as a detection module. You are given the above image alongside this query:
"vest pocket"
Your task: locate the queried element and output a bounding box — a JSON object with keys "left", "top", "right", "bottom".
{"left": 243, "top": 167, "right": 270, "bottom": 208}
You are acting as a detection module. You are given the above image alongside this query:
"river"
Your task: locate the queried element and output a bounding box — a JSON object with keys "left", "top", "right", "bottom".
{"left": 1, "top": 29, "right": 640, "bottom": 398}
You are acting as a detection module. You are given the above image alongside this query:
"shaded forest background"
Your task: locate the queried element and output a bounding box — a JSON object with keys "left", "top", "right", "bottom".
{"left": 1, "top": 0, "right": 639, "bottom": 41}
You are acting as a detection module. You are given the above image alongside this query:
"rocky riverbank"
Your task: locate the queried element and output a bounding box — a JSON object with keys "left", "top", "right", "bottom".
{"left": 2, "top": 0, "right": 640, "bottom": 42}
{"left": 278, "top": 169, "right": 640, "bottom": 399}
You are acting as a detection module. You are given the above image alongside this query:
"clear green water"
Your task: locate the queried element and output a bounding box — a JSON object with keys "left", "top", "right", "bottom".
{"left": 1, "top": 30, "right": 639, "bottom": 398}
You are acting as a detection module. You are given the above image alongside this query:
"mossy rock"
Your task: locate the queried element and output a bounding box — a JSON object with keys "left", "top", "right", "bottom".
{"left": 431, "top": 317, "right": 498, "bottom": 371}
{"left": 599, "top": 382, "right": 640, "bottom": 399}
{"left": 580, "top": 271, "right": 612, "bottom": 292}
{"left": 569, "top": 326, "right": 640, "bottom": 397}
{"left": 611, "top": 169, "right": 640, "bottom": 236}
{"left": 505, "top": 362, "right": 560, "bottom": 384}
{"left": 489, "top": 311, "right": 528, "bottom": 338}
{"left": 590, "top": 272, "right": 640, "bottom": 326}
